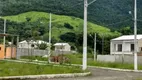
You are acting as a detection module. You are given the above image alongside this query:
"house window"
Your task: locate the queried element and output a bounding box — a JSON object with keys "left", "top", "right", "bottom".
{"left": 131, "top": 44, "right": 134, "bottom": 51}
{"left": 0, "top": 47, "right": 1, "bottom": 51}
{"left": 113, "top": 44, "right": 116, "bottom": 51}
{"left": 31, "top": 44, "right": 35, "bottom": 48}
{"left": 141, "top": 47, "right": 142, "bottom": 51}
{"left": 117, "top": 44, "right": 122, "bottom": 52}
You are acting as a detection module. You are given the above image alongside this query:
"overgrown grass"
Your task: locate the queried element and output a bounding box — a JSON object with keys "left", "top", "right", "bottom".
{"left": 0, "top": 61, "right": 84, "bottom": 77}
{"left": 21, "top": 56, "right": 48, "bottom": 61}
{"left": 64, "top": 54, "right": 142, "bottom": 70}
{"left": 20, "top": 54, "right": 142, "bottom": 70}
{"left": 64, "top": 53, "right": 94, "bottom": 64}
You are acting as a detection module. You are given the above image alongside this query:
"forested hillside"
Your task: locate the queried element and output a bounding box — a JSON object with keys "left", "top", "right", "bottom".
{"left": 0, "top": 0, "right": 142, "bottom": 32}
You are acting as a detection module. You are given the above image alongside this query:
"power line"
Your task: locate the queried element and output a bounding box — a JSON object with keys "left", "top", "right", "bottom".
{"left": 69, "top": 2, "right": 84, "bottom": 8}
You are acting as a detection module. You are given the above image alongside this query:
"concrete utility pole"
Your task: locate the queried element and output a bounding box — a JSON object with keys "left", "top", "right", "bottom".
{"left": 48, "top": 13, "right": 52, "bottom": 63}
{"left": 3, "top": 19, "right": 6, "bottom": 58}
{"left": 102, "top": 35, "right": 104, "bottom": 55}
{"left": 94, "top": 33, "right": 97, "bottom": 61}
{"left": 16, "top": 36, "right": 19, "bottom": 59}
{"left": 134, "top": 0, "right": 138, "bottom": 71}
{"left": 83, "top": 0, "right": 97, "bottom": 70}
{"left": 83, "top": 0, "right": 88, "bottom": 71}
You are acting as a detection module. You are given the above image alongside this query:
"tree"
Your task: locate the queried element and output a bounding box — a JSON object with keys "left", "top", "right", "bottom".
{"left": 36, "top": 43, "right": 48, "bottom": 50}
{"left": 119, "top": 27, "right": 132, "bottom": 35}
{"left": 60, "top": 32, "right": 76, "bottom": 42}
{"left": 64, "top": 23, "right": 73, "bottom": 29}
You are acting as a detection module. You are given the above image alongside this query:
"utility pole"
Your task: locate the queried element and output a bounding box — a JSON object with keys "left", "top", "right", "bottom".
{"left": 83, "top": 0, "right": 97, "bottom": 70}
{"left": 94, "top": 33, "right": 97, "bottom": 61}
{"left": 134, "top": 0, "right": 138, "bottom": 71}
{"left": 3, "top": 19, "right": 6, "bottom": 58}
{"left": 16, "top": 36, "right": 19, "bottom": 59}
{"left": 83, "top": 0, "right": 88, "bottom": 70}
{"left": 48, "top": 13, "right": 52, "bottom": 63}
{"left": 102, "top": 34, "right": 104, "bottom": 55}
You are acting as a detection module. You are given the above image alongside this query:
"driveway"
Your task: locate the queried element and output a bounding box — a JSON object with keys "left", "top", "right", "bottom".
{"left": 33, "top": 67, "right": 142, "bottom": 80}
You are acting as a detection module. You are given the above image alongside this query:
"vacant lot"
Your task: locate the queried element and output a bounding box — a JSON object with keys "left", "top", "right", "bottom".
{"left": 0, "top": 61, "right": 83, "bottom": 77}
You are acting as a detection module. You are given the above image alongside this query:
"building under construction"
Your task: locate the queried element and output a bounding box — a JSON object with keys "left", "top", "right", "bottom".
{"left": 0, "top": 33, "right": 18, "bottom": 59}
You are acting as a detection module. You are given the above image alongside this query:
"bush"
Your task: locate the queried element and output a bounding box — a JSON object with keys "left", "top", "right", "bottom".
{"left": 64, "top": 23, "right": 73, "bottom": 29}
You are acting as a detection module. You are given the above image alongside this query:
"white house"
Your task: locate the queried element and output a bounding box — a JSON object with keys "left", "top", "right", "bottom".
{"left": 110, "top": 35, "right": 142, "bottom": 55}
{"left": 54, "top": 43, "right": 71, "bottom": 52}
{"left": 18, "top": 40, "right": 49, "bottom": 49}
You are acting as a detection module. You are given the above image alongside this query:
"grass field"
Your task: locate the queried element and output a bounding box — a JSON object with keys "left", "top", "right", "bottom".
{"left": 0, "top": 61, "right": 84, "bottom": 77}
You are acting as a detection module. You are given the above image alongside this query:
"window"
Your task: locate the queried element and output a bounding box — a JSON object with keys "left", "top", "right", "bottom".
{"left": 141, "top": 47, "right": 142, "bottom": 51}
{"left": 0, "top": 47, "right": 1, "bottom": 51}
{"left": 118, "top": 44, "right": 122, "bottom": 52}
{"left": 131, "top": 44, "right": 134, "bottom": 51}
{"left": 113, "top": 44, "right": 116, "bottom": 51}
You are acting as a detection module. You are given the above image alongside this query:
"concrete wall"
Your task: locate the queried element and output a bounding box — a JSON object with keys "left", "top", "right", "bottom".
{"left": 5, "top": 47, "right": 16, "bottom": 58}
{"left": 16, "top": 48, "right": 49, "bottom": 59}
{"left": 0, "top": 44, "right": 4, "bottom": 59}
{"left": 97, "top": 55, "right": 142, "bottom": 65}
{"left": 54, "top": 45, "right": 71, "bottom": 52}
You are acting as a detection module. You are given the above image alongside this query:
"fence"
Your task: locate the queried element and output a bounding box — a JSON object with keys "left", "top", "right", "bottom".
{"left": 97, "top": 55, "right": 142, "bottom": 65}
{"left": 16, "top": 48, "right": 49, "bottom": 59}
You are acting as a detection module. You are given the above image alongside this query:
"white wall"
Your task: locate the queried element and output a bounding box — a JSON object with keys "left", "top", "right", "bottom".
{"left": 97, "top": 55, "right": 142, "bottom": 65}
{"left": 18, "top": 43, "right": 33, "bottom": 49}
{"left": 55, "top": 45, "right": 71, "bottom": 51}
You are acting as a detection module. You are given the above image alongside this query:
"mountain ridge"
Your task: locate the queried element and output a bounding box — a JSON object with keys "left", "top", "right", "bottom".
{"left": 0, "top": 0, "right": 142, "bottom": 31}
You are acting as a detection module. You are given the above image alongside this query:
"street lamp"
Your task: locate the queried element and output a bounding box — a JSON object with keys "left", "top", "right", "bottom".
{"left": 129, "top": 0, "right": 138, "bottom": 71}
{"left": 134, "top": 0, "right": 138, "bottom": 71}
{"left": 83, "top": 0, "right": 97, "bottom": 70}
{"left": 89, "top": 33, "right": 97, "bottom": 61}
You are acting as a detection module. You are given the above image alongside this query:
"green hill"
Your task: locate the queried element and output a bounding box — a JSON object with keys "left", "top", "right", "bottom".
{"left": 0, "top": 11, "right": 120, "bottom": 54}
{"left": 2, "top": 11, "right": 119, "bottom": 40}
{"left": 0, "top": 0, "right": 142, "bottom": 32}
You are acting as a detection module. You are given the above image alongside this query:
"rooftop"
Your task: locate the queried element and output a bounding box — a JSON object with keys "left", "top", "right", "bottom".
{"left": 112, "top": 35, "right": 142, "bottom": 41}
{"left": 19, "top": 40, "right": 49, "bottom": 44}
{"left": 54, "top": 43, "right": 70, "bottom": 46}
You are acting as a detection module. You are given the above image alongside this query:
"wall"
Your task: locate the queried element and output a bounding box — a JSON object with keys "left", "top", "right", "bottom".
{"left": 97, "top": 55, "right": 142, "bottom": 65}
{"left": 16, "top": 48, "right": 49, "bottom": 59}
{"left": 54, "top": 45, "right": 71, "bottom": 51}
{"left": 0, "top": 44, "right": 4, "bottom": 59}
{"left": 5, "top": 47, "right": 16, "bottom": 58}
{"left": 18, "top": 43, "right": 33, "bottom": 49}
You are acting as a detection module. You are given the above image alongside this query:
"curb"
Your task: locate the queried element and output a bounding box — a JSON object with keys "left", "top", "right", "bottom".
{"left": 88, "top": 66, "right": 142, "bottom": 72}
{"left": 0, "top": 72, "right": 91, "bottom": 80}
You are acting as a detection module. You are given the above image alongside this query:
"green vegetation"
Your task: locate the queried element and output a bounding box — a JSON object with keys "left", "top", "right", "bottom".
{"left": 21, "top": 53, "right": 142, "bottom": 70}
{"left": 0, "top": 0, "right": 142, "bottom": 32}
{"left": 89, "top": 61, "right": 142, "bottom": 70}
{"left": 3, "top": 11, "right": 117, "bottom": 36}
{"left": 1, "top": 11, "right": 120, "bottom": 54}
{"left": 137, "top": 78, "right": 142, "bottom": 80}
{"left": 0, "top": 61, "right": 84, "bottom": 77}
{"left": 21, "top": 56, "right": 48, "bottom": 61}
{"left": 67, "top": 54, "right": 142, "bottom": 70}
